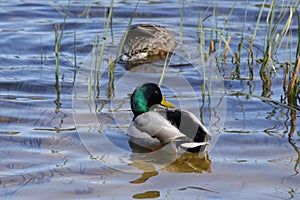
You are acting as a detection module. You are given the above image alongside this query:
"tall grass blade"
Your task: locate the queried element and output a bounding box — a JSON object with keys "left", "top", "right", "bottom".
{"left": 222, "top": 35, "right": 231, "bottom": 66}
{"left": 97, "top": 0, "right": 114, "bottom": 89}
{"left": 253, "top": 0, "right": 266, "bottom": 40}
{"left": 58, "top": 0, "right": 71, "bottom": 46}
{"left": 199, "top": 16, "right": 206, "bottom": 99}
{"left": 54, "top": 25, "right": 60, "bottom": 86}
{"left": 287, "top": 58, "right": 299, "bottom": 105}
{"left": 108, "top": 54, "right": 115, "bottom": 98}
{"left": 114, "top": 0, "right": 139, "bottom": 67}
{"left": 179, "top": 0, "right": 184, "bottom": 45}
{"left": 295, "top": 8, "right": 300, "bottom": 59}
{"left": 213, "top": 0, "right": 218, "bottom": 41}
{"left": 274, "top": 7, "right": 293, "bottom": 54}
{"left": 216, "top": 0, "right": 238, "bottom": 59}
{"left": 158, "top": 52, "right": 174, "bottom": 88}
{"left": 54, "top": 0, "right": 71, "bottom": 89}
{"left": 73, "top": 30, "right": 77, "bottom": 83}
{"left": 235, "top": 0, "right": 248, "bottom": 79}
{"left": 286, "top": 10, "right": 300, "bottom": 105}
{"left": 90, "top": 35, "right": 99, "bottom": 100}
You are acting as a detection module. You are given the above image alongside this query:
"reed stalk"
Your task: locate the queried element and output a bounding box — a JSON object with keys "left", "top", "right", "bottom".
{"left": 238, "top": 0, "right": 248, "bottom": 60}
{"left": 286, "top": 51, "right": 300, "bottom": 106}
{"left": 260, "top": 1, "right": 294, "bottom": 76}
{"left": 197, "top": 13, "right": 207, "bottom": 99}
{"left": 105, "top": 0, "right": 139, "bottom": 98}
{"left": 212, "top": 0, "right": 218, "bottom": 41}
{"left": 54, "top": 25, "right": 60, "bottom": 85}
{"left": 114, "top": 1, "right": 139, "bottom": 67}
{"left": 97, "top": 0, "right": 114, "bottom": 92}
{"left": 252, "top": 0, "right": 266, "bottom": 40}
{"left": 222, "top": 35, "right": 231, "bottom": 67}
{"left": 109, "top": 7, "right": 114, "bottom": 42}
{"left": 229, "top": 91, "right": 299, "bottom": 112}
{"left": 158, "top": 51, "right": 171, "bottom": 88}
{"left": 216, "top": 0, "right": 238, "bottom": 61}
{"left": 107, "top": 54, "right": 115, "bottom": 98}
{"left": 54, "top": 0, "right": 71, "bottom": 88}
{"left": 73, "top": 30, "right": 77, "bottom": 82}
{"left": 89, "top": 35, "right": 100, "bottom": 100}
{"left": 79, "top": 3, "right": 91, "bottom": 18}
{"left": 220, "top": 34, "right": 233, "bottom": 58}
{"left": 179, "top": 0, "right": 184, "bottom": 46}
{"left": 283, "top": 63, "right": 289, "bottom": 94}
{"left": 248, "top": 36, "right": 253, "bottom": 64}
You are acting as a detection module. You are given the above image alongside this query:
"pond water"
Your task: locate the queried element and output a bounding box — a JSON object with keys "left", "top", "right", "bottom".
{"left": 1, "top": 0, "right": 299, "bottom": 199}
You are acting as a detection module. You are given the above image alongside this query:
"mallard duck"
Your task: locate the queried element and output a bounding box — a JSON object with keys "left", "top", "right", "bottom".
{"left": 120, "top": 24, "right": 177, "bottom": 63}
{"left": 127, "top": 83, "right": 211, "bottom": 153}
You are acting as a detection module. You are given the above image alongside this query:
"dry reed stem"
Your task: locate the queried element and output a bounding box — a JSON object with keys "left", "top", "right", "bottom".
{"left": 209, "top": 40, "right": 215, "bottom": 54}
{"left": 222, "top": 35, "right": 231, "bottom": 66}
{"left": 249, "top": 36, "right": 253, "bottom": 64}
{"left": 287, "top": 57, "right": 300, "bottom": 102}
{"left": 283, "top": 62, "right": 290, "bottom": 93}
{"left": 107, "top": 54, "right": 115, "bottom": 98}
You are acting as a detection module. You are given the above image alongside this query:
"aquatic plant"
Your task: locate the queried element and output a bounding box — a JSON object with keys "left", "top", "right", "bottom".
{"left": 198, "top": 13, "right": 207, "bottom": 99}
{"left": 53, "top": 0, "right": 71, "bottom": 117}
{"left": 96, "top": 0, "right": 114, "bottom": 98}
{"left": 286, "top": 10, "right": 300, "bottom": 106}
{"left": 54, "top": 0, "right": 71, "bottom": 86}
{"left": 179, "top": 0, "right": 184, "bottom": 46}
{"left": 73, "top": 30, "right": 77, "bottom": 82}
{"left": 107, "top": 0, "right": 140, "bottom": 98}
{"left": 158, "top": 51, "right": 172, "bottom": 88}
{"left": 107, "top": 54, "right": 115, "bottom": 98}
{"left": 215, "top": 0, "right": 237, "bottom": 62}
{"left": 54, "top": 24, "right": 60, "bottom": 85}
{"left": 114, "top": 1, "right": 139, "bottom": 66}
{"left": 208, "top": 0, "right": 299, "bottom": 107}
{"left": 286, "top": 46, "right": 300, "bottom": 106}
{"left": 259, "top": 1, "right": 294, "bottom": 78}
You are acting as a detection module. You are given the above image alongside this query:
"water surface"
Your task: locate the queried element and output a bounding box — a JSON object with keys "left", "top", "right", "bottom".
{"left": 0, "top": 1, "right": 299, "bottom": 199}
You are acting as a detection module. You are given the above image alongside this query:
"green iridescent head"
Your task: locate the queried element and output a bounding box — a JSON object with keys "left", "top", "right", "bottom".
{"left": 131, "top": 83, "right": 175, "bottom": 117}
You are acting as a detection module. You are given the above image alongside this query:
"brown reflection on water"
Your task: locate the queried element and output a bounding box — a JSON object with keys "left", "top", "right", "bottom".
{"left": 129, "top": 152, "right": 211, "bottom": 185}
{"left": 129, "top": 161, "right": 159, "bottom": 184}
{"left": 132, "top": 190, "right": 160, "bottom": 199}
{"left": 161, "top": 153, "right": 211, "bottom": 174}
{"left": 288, "top": 109, "right": 299, "bottom": 175}
{"left": 260, "top": 71, "right": 272, "bottom": 98}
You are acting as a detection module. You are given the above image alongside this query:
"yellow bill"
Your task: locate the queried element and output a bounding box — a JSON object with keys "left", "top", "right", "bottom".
{"left": 161, "top": 96, "right": 175, "bottom": 108}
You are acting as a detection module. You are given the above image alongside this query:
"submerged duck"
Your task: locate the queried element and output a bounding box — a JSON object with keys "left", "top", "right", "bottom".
{"left": 120, "top": 24, "right": 177, "bottom": 63}
{"left": 127, "top": 83, "right": 211, "bottom": 153}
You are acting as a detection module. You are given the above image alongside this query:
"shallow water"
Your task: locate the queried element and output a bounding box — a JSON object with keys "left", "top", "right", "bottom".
{"left": 1, "top": 0, "right": 300, "bottom": 199}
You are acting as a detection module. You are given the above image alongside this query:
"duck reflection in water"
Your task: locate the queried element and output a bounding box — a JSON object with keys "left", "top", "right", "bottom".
{"left": 129, "top": 152, "right": 211, "bottom": 184}
{"left": 129, "top": 153, "right": 212, "bottom": 199}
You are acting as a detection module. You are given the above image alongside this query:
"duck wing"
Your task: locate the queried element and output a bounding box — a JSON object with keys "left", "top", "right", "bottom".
{"left": 127, "top": 111, "right": 191, "bottom": 151}
{"left": 166, "top": 109, "right": 211, "bottom": 142}
{"left": 132, "top": 111, "right": 189, "bottom": 143}
{"left": 129, "top": 24, "right": 163, "bottom": 38}
{"left": 127, "top": 121, "right": 162, "bottom": 151}
{"left": 166, "top": 109, "right": 211, "bottom": 152}
{"left": 127, "top": 109, "right": 211, "bottom": 153}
